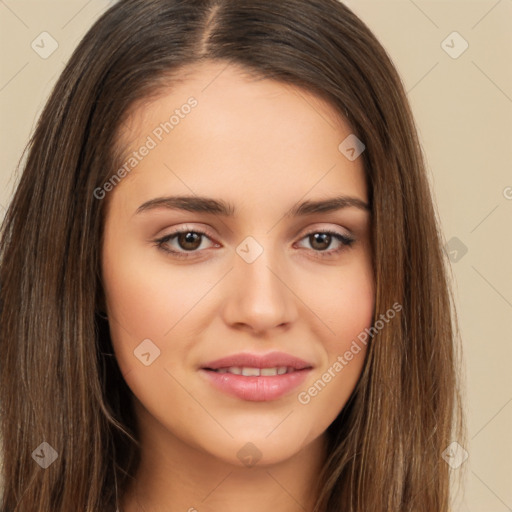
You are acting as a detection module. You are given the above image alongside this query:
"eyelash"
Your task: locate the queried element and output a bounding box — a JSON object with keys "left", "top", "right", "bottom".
{"left": 153, "top": 227, "right": 355, "bottom": 260}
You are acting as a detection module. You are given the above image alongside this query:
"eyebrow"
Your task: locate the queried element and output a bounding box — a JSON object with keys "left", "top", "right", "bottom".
{"left": 135, "top": 195, "right": 370, "bottom": 217}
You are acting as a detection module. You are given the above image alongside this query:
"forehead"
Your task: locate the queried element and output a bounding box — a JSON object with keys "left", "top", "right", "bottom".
{"left": 108, "top": 60, "right": 367, "bottom": 218}
{"left": 118, "top": 60, "right": 351, "bottom": 145}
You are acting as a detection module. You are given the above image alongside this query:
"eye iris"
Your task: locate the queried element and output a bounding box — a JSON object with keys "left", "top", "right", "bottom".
{"left": 310, "top": 233, "right": 331, "bottom": 251}
{"left": 178, "top": 232, "right": 202, "bottom": 250}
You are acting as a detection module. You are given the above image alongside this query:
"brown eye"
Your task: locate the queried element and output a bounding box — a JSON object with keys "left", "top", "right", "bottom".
{"left": 155, "top": 227, "right": 218, "bottom": 258}
{"left": 296, "top": 229, "right": 355, "bottom": 257}
{"left": 176, "top": 232, "right": 203, "bottom": 251}
{"left": 309, "top": 233, "right": 332, "bottom": 251}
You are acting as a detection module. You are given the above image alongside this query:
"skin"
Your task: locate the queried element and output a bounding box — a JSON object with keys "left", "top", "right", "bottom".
{"left": 101, "top": 60, "right": 375, "bottom": 512}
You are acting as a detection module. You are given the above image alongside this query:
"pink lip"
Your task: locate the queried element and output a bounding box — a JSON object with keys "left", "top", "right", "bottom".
{"left": 201, "top": 351, "right": 313, "bottom": 371}
{"left": 199, "top": 351, "right": 313, "bottom": 402}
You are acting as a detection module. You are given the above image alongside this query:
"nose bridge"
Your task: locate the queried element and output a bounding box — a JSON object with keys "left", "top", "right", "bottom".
{"left": 225, "top": 234, "right": 296, "bottom": 331}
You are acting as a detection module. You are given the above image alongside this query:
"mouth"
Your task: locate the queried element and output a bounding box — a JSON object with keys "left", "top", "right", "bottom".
{"left": 199, "top": 352, "right": 313, "bottom": 401}
{"left": 204, "top": 366, "right": 304, "bottom": 376}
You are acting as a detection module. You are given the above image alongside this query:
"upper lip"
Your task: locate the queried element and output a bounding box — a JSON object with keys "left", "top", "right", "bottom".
{"left": 201, "top": 351, "right": 313, "bottom": 371}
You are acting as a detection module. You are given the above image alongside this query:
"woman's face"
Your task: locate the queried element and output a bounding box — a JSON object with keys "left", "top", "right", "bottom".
{"left": 101, "top": 61, "right": 374, "bottom": 467}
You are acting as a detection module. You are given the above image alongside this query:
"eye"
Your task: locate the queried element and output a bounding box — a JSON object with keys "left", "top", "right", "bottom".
{"left": 295, "top": 229, "right": 355, "bottom": 258}
{"left": 154, "top": 226, "right": 219, "bottom": 259}
{"left": 154, "top": 226, "right": 355, "bottom": 260}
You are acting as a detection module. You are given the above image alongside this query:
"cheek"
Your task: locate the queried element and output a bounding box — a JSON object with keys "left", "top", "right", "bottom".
{"left": 303, "top": 249, "right": 375, "bottom": 346}
{"left": 326, "top": 258, "right": 374, "bottom": 382}
{"left": 101, "top": 230, "right": 219, "bottom": 377}
{"left": 293, "top": 253, "right": 374, "bottom": 428}
{"left": 101, "top": 228, "right": 170, "bottom": 371}
{"left": 329, "top": 272, "right": 375, "bottom": 347}
{"left": 102, "top": 242, "right": 166, "bottom": 339}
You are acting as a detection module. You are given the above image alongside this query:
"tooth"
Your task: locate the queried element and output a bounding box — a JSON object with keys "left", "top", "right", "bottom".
{"left": 241, "top": 367, "right": 260, "bottom": 376}
{"left": 215, "top": 366, "right": 294, "bottom": 376}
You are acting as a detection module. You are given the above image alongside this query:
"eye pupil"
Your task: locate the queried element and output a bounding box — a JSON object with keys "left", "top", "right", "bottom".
{"left": 310, "top": 233, "right": 331, "bottom": 251}
{"left": 178, "top": 232, "right": 202, "bottom": 250}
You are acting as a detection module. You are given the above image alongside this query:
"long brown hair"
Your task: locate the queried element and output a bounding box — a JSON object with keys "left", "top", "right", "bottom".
{"left": 0, "top": 0, "right": 466, "bottom": 510}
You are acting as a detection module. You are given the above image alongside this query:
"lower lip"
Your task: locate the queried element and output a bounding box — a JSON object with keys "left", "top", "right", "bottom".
{"left": 200, "top": 368, "right": 311, "bottom": 402}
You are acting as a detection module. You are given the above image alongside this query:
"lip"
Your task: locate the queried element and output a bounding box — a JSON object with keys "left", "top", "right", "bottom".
{"left": 199, "top": 351, "right": 313, "bottom": 402}
{"left": 201, "top": 351, "right": 313, "bottom": 371}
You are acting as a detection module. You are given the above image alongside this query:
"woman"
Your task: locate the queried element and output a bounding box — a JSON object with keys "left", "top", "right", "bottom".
{"left": 0, "top": 0, "right": 466, "bottom": 511}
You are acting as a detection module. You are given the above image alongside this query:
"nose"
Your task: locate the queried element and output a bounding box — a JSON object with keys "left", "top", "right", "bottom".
{"left": 221, "top": 240, "right": 298, "bottom": 335}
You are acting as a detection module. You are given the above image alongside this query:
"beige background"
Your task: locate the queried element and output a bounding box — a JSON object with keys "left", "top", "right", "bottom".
{"left": 1, "top": 1, "right": 511, "bottom": 510}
